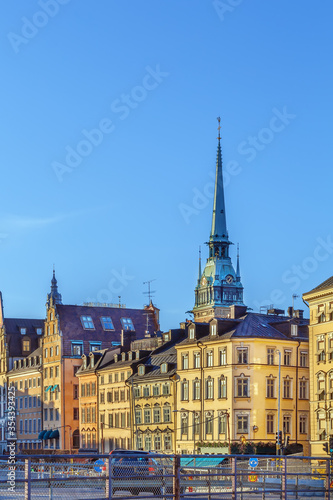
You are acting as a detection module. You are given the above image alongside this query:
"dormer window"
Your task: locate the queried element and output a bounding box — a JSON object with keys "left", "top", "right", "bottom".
{"left": 128, "top": 352, "right": 133, "bottom": 361}
{"left": 211, "top": 323, "right": 217, "bottom": 336}
{"left": 20, "top": 328, "right": 26, "bottom": 335}
{"left": 22, "top": 340, "right": 30, "bottom": 352}
{"left": 291, "top": 324, "right": 298, "bottom": 336}
{"left": 121, "top": 318, "right": 134, "bottom": 331}
{"left": 36, "top": 328, "right": 42, "bottom": 335}
{"left": 164, "top": 333, "right": 170, "bottom": 342}
{"left": 138, "top": 365, "right": 145, "bottom": 376}
{"left": 189, "top": 328, "right": 195, "bottom": 340}
{"left": 114, "top": 354, "right": 118, "bottom": 362}
{"left": 122, "top": 352, "right": 126, "bottom": 361}
{"left": 80, "top": 316, "right": 95, "bottom": 329}
{"left": 100, "top": 316, "right": 114, "bottom": 331}
{"left": 161, "top": 363, "right": 168, "bottom": 373}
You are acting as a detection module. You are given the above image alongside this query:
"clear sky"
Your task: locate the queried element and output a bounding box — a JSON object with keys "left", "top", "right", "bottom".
{"left": 1, "top": 0, "right": 333, "bottom": 330}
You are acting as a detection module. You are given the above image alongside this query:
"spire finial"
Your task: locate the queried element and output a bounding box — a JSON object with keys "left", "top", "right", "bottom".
{"left": 236, "top": 243, "right": 241, "bottom": 279}
{"left": 198, "top": 246, "right": 202, "bottom": 284}
{"left": 217, "top": 116, "right": 221, "bottom": 141}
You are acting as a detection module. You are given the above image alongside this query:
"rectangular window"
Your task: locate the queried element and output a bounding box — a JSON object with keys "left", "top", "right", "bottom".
{"left": 181, "top": 415, "right": 188, "bottom": 435}
{"left": 267, "top": 348, "right": 274, "bottom": 365}
{"left": 181, "top": 381, "right": 189, "bottom": 401}
{"left": 205, "top": 413, "right": 213, "bottom": 434}
{"left": 80, "top": 316, "right": 95, "bottom": 329}
{"left": 299, "top": 415, "right": 307, "bottom": 434}
{"left": 144, "top": 408, "right": 151, "bottom": 424}
{"left": 283, "top": 415, "right": 291, "bottom": 434}
{"left": 33, "top": 396, "right": 36, "bottom": 408}
{"left": 29, "top": 419, "right": 32, "bottom": 434}
{"left": 120, "top": 317, "right": 134, "bottom": 330}
{"left": 24, "top": 419, "right": 28, "bottom": 434}
{"left": 143, "top": 386, "right": 150, "bottom": 397}
{"left": 135, "top": 410, "right": 141, "bottom": 425}
{"left": 72, "top": 343, "right": 83, "bottom": 356}
{"left": 153, "top": 385, "right": 160, "bottom": 396}
{"left": 100, "top": 316, "right": 114, "bottom": 330}
{"left": 33, "top": 419, "right": 36, "bottom": 434}
{"left": 266, "top": 378, "right": 275, "bottom": 398}
{"left": 73, "top": 408, "right": 79, "bottom": 420}
{"left": 182, "top": 354, "right": 189, "bottom": 370}
{"left": 55, "top": 409, "right": 59, "bottom": 421}
{"left": 219, "top": 377, "right": 227, "bottom": 398}
{"left": 218, "top": 414, "right": 227, "bottom": 435}
{"left": 267, "top": 414, "right": 274, "bottom": 434}
{"left": 283, "top": 379, "right": 291, "bottom": 399}
{"left": 90, "top": 343, "right": 101, "bottom": 352}
{"left": 19, "top": 420, "right": 23, "bottom": 434}
{"left": 108, "top": 413, "right": 114, "bottom": 427}
{"left": 154, "top": 407, "right": 161, "bottom": 423}
{"left": 164, "top": 434, "right": 172, "bottom": 451}
{"left": 236, "top": 377, "right": 249, "bottom": 397}
{"left": 194, "top": 352, "right": 201, "bottom": 368}
{"left": 206, "top": 351, "right": 213, "bottom": 367}
{"left": 193, "top": 380, "right": 201, "bottom": 400}
{"left": 300, "top": 351, "right": 308, "bottom": 367}
{"left": 205, "top": 378, "right": 214, "bottom": 399}
{"left": 49, "top": 409, "right": 54, "bottom": 421}
{"left": 284, "top": 350, "right": 291, "bottom": 366}
{"left": 74, "top": 385, "right": 79, "bottom": 399}
{"left": 162, "top": 383, "right": 170, "bottom": 395}
{"left": 219, "top": 348, "right": 227, "bottom": 366}
{"left": 299, "top": 380, "right": 307, "bottom": 399}
{"left": 100, "top": 392, "right": 105, "bottom": 404}
{"left": 237, "top": 415, "right": 248, "bottom": 433}
{"left": 86, "top": 383, "right": 91, "bottom": 397}
{"left": 163, "top": 407, "right": 171, "bottom": 423}
{"left": 237, "top": 347, "right": 248, "bottom": 364}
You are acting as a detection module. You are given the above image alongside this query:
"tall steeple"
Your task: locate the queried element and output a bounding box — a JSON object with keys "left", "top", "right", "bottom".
{"left": 210, "top": 117, "right": 228, "bottom": 243}
{"left": 193, "top": 118, "right": 245, "bottom": 322}
{"left": 47, "top": 267, "right": 62, "bottom": 306}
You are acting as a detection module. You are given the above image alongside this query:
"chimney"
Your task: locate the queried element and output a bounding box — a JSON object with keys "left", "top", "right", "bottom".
{"left": 294, "top": 309, "right": 304, "bottom": 319}
{"left": 121, "top": 329, "right": 136, "bottom": 351}
{"left": 287, "top": 307, "right": 293, "bottom": 318}
{"left": 230, "top": 305, "right": 247, "bottom": 319}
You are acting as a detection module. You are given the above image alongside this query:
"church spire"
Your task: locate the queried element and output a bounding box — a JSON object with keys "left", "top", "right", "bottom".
{"left": 210, "top": 117, "right": 228, "bottom": 243}
{"left": 47, "top": 268, "right": 62, "bottom": 306}
{"left": 197, "top": 246, "right": 202, "bottom": 285}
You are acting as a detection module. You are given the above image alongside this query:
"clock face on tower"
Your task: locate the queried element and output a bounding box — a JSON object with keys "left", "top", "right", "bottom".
{"left": 225, "top": 274, "right": 234, "bottom": 284}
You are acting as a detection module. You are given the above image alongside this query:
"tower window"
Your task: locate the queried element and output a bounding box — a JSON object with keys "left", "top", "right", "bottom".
{"left": 80, "top": 316, "right": 95, "bottom": 329}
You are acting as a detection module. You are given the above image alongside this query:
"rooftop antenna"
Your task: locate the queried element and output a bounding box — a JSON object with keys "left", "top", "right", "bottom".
{"left": 292, "top": 294, "right": 299, "bottom": 310}
{"left": 118, "top": 296, "right": 121, "bottom": 308}
{"left": 143, "top": 279, "right": 156, "bottom": 304}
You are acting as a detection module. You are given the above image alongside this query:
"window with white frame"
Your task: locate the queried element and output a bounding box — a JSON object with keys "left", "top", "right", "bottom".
{"left": 72, "top": 343, "right": 83, "bottom": 356}
{"left": 189, "top": 328, "right": 195, "bottom": 340}
{"left": 120, "top": 318, "right": 134, "bottom": 330}
{"left": 219, "top": 348, "right": 227, "bottom": 366}
{"left": 205, "top": 412, "right": 213, "bottom": 434}
{"left": 211, "top": 323, "right": 217, "bottom": 336}
{"left": 182, "top": 353, "right": 189, "bottom": 370}
{"left": 80, "top": 316, "right": 94, "bottom": 329}
{"left": 236, "top": 375, "right": 249, "bottom": 397}
{"left": 237, "top": 415, "right": 248, "bottom": 433}
{"left": 162, "top": 383, "right": 170, "bottom": 395}
{"left": 299, "top": 415, "right": 307, "bottom": 434}
{"left": 144, "top": 408, "right": 151, "bottom": 424}
{"left": 135, "top": 409, "right": 141, "bottom": 424}
{"left": 181, "top": 413, "right": 188, "bottom": 435}
{"left": 284, "top": 350, "right": 292, "bottom": 366}
{"left": 267, "top": 348, "right": 274, "bottom": 365}
{"left": 205, "top": 377, "right": 214, "bottom": 399}
{"left": 206, "top": 351, "right": 213, "bottom": 367}
{"left": 219, "top": 376, "right": 227, "bottom": 398}
{"left": 153, "top": 407, "right": 161, "bottom": 423}
{"left": 193, "top": 379, "right": 200, "bottom": 400}
{"left": 143, "top": 385, "right": 150, "bottom": 397}
{"left": 300, "top": 351, "right": 308, "bottom": 367}
{"left": 218, "top": 413, "right": 227, "bottom": 435}
{"left": 283, "top": 415, "right": 291, "bottom": 434}
{"left": 237, "top": 347, "right": 248, "bottom": 364}
{"left": 194, "top": 352, "right": 201, "bottom": 368}
{"left": 181, "top": 380, "right": 189, "bottom": 401}
{"left": 163, "top": 406, "right": 171, "bottom": 423}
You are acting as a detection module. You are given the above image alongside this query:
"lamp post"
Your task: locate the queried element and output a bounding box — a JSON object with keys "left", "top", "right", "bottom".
{"left": 275, "top": 349, "right": 281, "bottom": 455}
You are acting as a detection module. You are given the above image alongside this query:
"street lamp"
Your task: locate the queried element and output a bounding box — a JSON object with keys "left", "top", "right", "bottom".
{"left": 275, "top": 349, "right": 281, "bottom": 455}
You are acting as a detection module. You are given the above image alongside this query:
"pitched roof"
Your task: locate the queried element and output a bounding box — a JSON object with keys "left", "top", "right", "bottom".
{"left": 4, "top": 318, "right": 44, "bottom": 357}
{"left": 305, "top": 276, "right": 333, "bottom": 295}
{"left": 55, "top": 304, "right": 157, "bottom": 357}
{"left": 8, "top": 346, "right": 42, "bottom": 375}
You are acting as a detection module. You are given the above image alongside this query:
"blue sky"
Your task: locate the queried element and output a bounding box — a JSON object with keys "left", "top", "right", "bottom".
{"left": 1, "top": 0, "right": 333, "bottom": 330}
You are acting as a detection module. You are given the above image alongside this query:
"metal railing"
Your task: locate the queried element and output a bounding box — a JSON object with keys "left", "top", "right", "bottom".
{"left": 0, "top": 453, "right": 332, "bottom": 499}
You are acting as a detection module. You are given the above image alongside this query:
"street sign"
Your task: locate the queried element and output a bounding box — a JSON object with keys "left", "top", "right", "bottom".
{"left": 249, "top": 457, "right": 259, "bottom": 468}
{"left": 248, "top": 472, "right": 258, "bottom": 482}
{"left": 94, "top": 459, "right": 105, "bottom": 473}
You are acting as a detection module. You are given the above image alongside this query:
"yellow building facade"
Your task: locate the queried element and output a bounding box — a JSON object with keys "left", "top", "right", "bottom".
{"left": 303, "top": 276, "right": 333, "bottom": 456}
{"left": 175, "top": 315, "right": 310, "bottom": 455}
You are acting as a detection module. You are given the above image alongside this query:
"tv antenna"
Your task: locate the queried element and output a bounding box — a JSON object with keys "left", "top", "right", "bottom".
{"left": 143, "top": 279, "right": 156, "bottom": 304}
{"left": 292, "top": 294, "right": 299, "bottom": 310}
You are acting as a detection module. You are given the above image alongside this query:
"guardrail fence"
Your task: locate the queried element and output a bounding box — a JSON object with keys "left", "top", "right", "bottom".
{"left": 0, "top": 453, "right": 332, "bottom": 499}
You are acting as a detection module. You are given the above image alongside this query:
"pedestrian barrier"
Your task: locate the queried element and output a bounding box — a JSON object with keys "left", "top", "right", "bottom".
{"left": 0, "top": 453, "right": 331, "bottom": 499}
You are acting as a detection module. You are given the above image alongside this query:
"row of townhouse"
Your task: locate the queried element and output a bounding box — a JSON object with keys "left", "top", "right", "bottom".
{"left": 0, "top": 272, "right": 160, "bottom": 453}
{"left": 76, "top": 305, "right": 311, "bottom": 455}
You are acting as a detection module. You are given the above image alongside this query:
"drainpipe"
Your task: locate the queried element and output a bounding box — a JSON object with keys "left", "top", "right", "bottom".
{"left": 197, "top": 342, "right": 207, "bottom": 444}
{"left": 295, "top": 340, "right": 301, "bottom": 446}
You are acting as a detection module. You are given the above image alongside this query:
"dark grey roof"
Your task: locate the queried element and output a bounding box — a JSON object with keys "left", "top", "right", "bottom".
{"left": 8, "top": 346, "right": 42, "bottom": 375}
{"left": 4, "top": 318, "right": 44, "bottom": 357}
